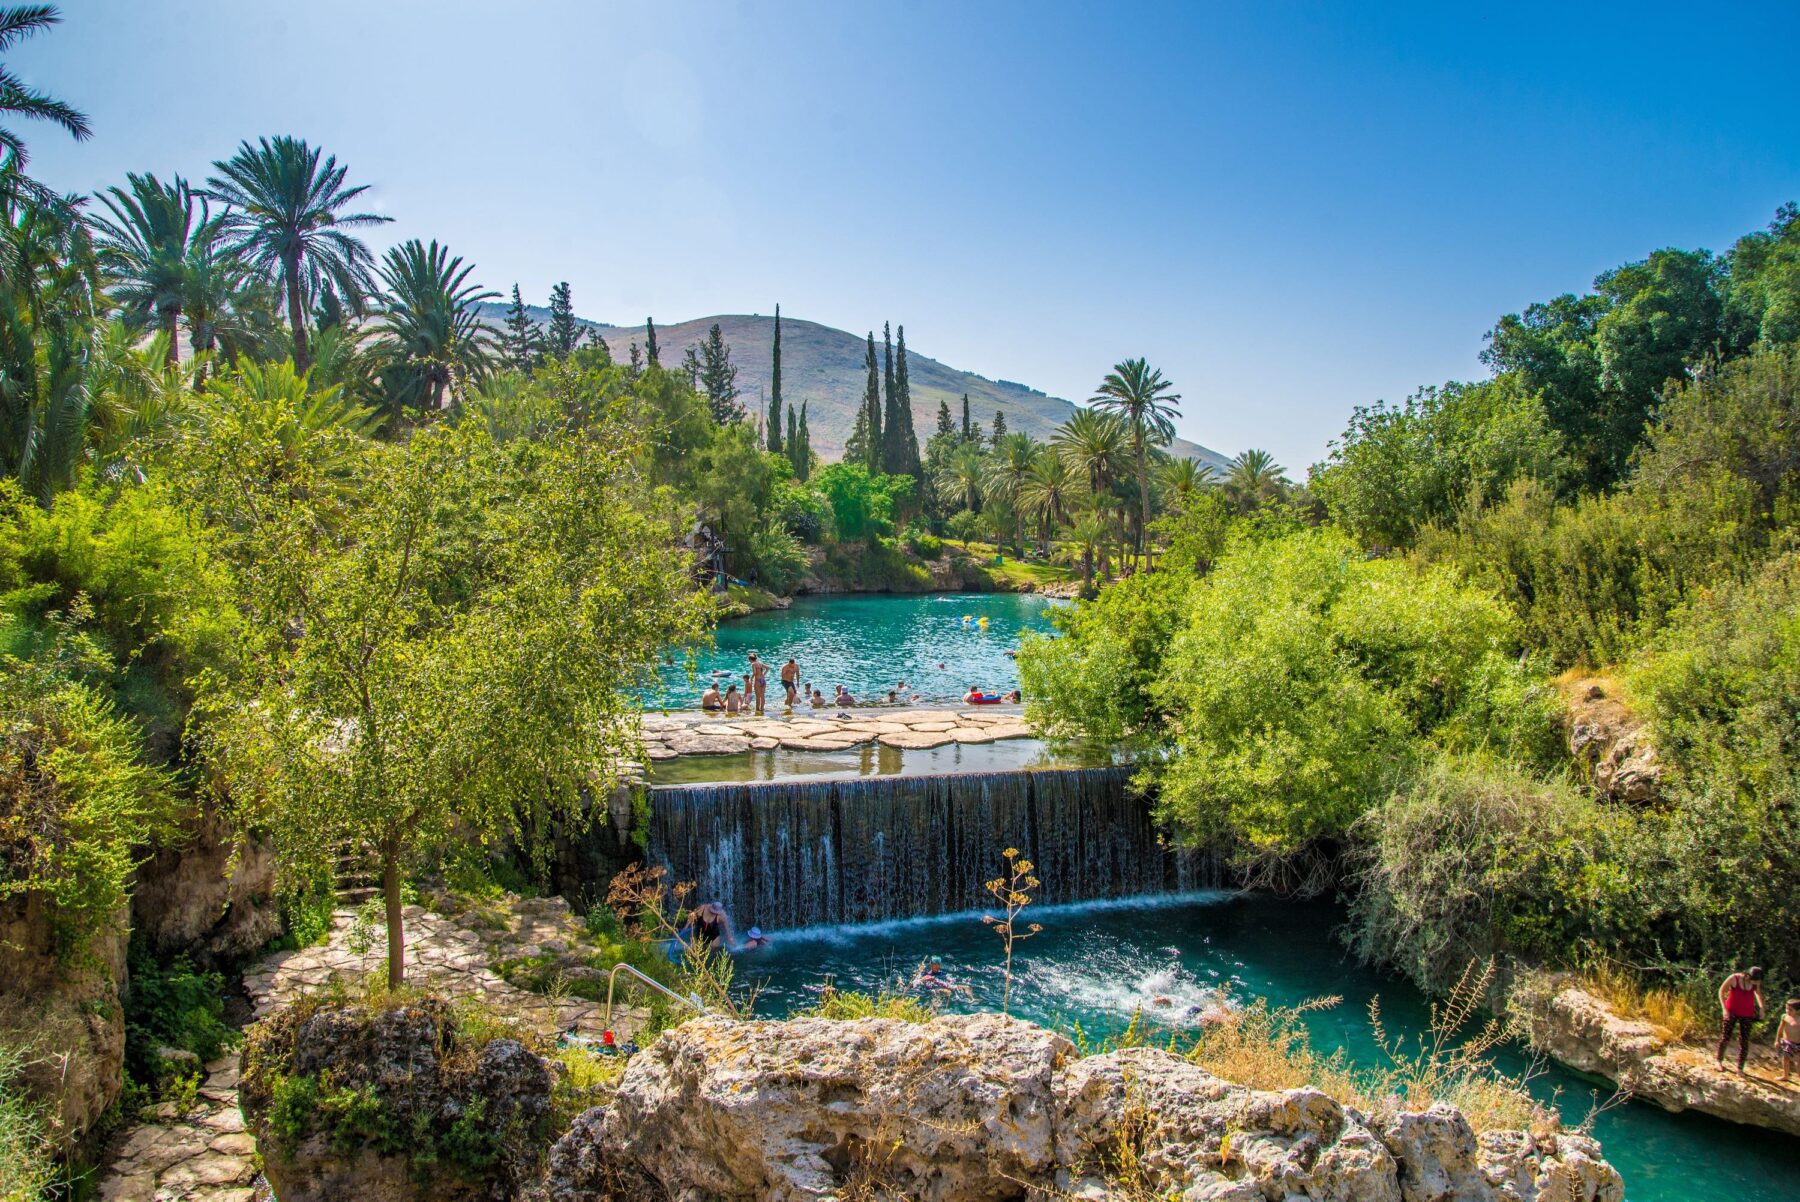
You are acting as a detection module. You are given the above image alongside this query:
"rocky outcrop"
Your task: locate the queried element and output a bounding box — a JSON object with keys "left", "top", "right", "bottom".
{"left": 553, "top": 1014, "right": 1623, "bottom": 1202}
{"left": 240, "top": 996, "right": 552, "bottom": 1202}
{"left": 1515, "top": 974, "right": 1800, "bottom": 1137}
{"left": 0, "top": 895, "right": 127, "bottom": 1150}
{"left": 1561, "top": 678, "right": 1663, "bottom": 804}
{"left": 130, "top": 805, "right": 279, "bottom": 966}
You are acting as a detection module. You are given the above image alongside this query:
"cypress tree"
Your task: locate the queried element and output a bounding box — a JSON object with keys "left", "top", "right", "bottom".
{"left": 795, "top": 401, "right": 811, "bottom": 482}
{"left": 887, "top": 325, "right": 922, "bottom": 478}
{"left": 936, "top": 399, "right": 955, "bottom": 437}
{"left": 644, "top": 317, "right": 660, "bottom": 366}
{"left": 767, "top": 304, "right": 784, "bottom": 453}
{"left": 628, "top": 341, "right": 643, "bottom": 377}
{"left": 697, "top": 323, "right": 741, "bottom": 424}
{"left": 547, "top": 282, "right": 583, "bottom": 357}
{"left": 961, "top": 394, "right": 973, "bottom": 440}
{"left": 992, "top": 408, "right": 1007, "bottom": 441}
{"left": 502, "top": 284, "right": 541, "bottom": 373}
{"left": 786, "top": 404, "right": 799, "bottom": 474}
{"left": 845, "top": 403, "right": 871, "bottom": 467}
{"left": 881, "top": 323, "right": 903, "bottom": 474}
{"left": 861, "top": 331, "right": 882, "bottom": 471}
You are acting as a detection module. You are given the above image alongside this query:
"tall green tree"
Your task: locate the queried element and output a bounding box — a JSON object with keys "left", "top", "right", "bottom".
{"left": 767, "top": 304, "right": 783, "bottom": 453}
{"left": 545, "top": 281, "right": 587, "bottom": 358}
{"left": 794, "top": 400, "right": 811, "bottom": 482}
{"left": 1019, "top": 449, "right": 1083, "bottom": 553}
{"left": 500, "top": 284, "right": 541, "bottom": 373}
{"left": 373, "top": 238, "right": 499, "bottom": 416}
{"left": 860, "top": 330, "right": 882, "bottom": 469}
{"left": 936, "top": 398, "right": 955, "bottom": 437}
{"left": 1091, "top": 358, "right": 1181, "bottom": 567}
{"left": 1224, "top": 448, "right": 1286, "bottom": 512}
{"left": 205, "top": 136, "right": 390, "bottom": 373}
{"left": 695, "top": 322, "right": 741, "bottom": 424}
{"left": 192, "top": 391, "right": 705, "bottom": 987}
{"left": 961, "top": 393, "right": 973, "bottom": 441}
{"left": 644, "top": 316, "right": 659, "bottom": 366}
{"left": 91, "top": 173, "right": 219, "bottom": 368}
{"left": 992, "top": 407, "right": 1007, "bottom": 441}
{"left": 785, "top": 402, "right": 798, "bottom": 471}
{"left": 882, "top": 324, "right": 922, "bottom": 479}
{"left": 1055, "top": 408, "right": 1129, "bottom": 498}
{"left": 936, "top": 441, "right": 985, "bottom": 514}
{"left": 983, "top": 432, "right": 1041, "bottom": 555}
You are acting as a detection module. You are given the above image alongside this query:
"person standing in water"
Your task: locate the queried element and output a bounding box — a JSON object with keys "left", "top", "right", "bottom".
{"left": 1717, "top": 966, "right": 1765, "bottom": 1073}
{"left": 749, "top": 654, "right": 769, "bottom": 713}
{"left": 780, "top": 657, "right": 800, "bottom": 708}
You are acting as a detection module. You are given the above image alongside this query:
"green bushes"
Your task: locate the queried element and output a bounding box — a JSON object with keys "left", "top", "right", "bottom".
{"left": 0, "top": 1044, "right": 53, "bottom": 1202}
{"left": 124, "top": 941, "right": 232, "bottom": 1089}
{"left": 747, "top": 523, "right": 808, "bottom": 593}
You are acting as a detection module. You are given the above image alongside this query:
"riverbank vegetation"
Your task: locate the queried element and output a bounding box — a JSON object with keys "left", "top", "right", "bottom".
{"left": 1023, "top": 205, "right": 1800, "bottom": 1011}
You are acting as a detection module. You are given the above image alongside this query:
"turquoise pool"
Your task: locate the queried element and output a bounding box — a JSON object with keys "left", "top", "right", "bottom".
{"left": 648, "top": 592, "right": 1062, "bottom": 709}
{"left": 738, "top": 893, "right": 1800, "bottom": 1202}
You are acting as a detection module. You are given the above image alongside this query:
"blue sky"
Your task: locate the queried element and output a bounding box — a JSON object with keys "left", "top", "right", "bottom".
{"left": 18, "top": 1, "right": 1800, "bottom": 469}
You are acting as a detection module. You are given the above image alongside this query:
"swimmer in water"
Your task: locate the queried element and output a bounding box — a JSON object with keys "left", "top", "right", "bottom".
{"left": 913, "top": 955, "right": 974, "bottom": 1000}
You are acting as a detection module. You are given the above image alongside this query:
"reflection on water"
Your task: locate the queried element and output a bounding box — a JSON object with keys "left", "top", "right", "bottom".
{"left": 647, "top": 736, "right": 1106, "bottom": 785}
{"left": 739, "top": 893, "right": 1800, "bottom": 1202}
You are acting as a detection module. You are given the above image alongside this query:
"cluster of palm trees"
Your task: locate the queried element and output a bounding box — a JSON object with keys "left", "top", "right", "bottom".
{"left": 932, "top": 359, "right": 1290, "bottom": 581}
{"left": 0, "top": 9, "right": 505, "bottom": 500}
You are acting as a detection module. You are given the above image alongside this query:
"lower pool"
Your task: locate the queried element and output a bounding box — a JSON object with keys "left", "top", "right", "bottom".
{"left": 738, "top": 892, "right": 1799, "bottom": 1202}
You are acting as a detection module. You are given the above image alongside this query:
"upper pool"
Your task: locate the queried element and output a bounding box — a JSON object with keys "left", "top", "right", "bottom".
{"left": 647, "top": 592, "right": 1063, "bottom": 710}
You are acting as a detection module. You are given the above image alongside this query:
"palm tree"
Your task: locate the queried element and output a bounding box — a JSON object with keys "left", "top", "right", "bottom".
{"left": 982, "top": 432, "right": 1040, "bottom": 555}
{"left": 373, "top": 238, "right": 497, "bottom": 417}
{"left": 1158, "top": 456, "right": 1216, "bottom": 511}
{"left": 0, "top": 5, "right": 88, "bottom": 210}
{"left": 205, "top": 136, "right": 390, "bottom": 372}
{"left": 0, "top": 187, "right": 98, "bottom": 501}
{"left": 91, "top": 173, "right": 221, "bottom": 367}
{"left": 1225, "top": 448, "right": 1287, "bottom": 512}
{"left": 1090, "top": 359, "right": 1181, "bottom": 568}
{"left": 936, "top": 440, "right": 985, "bottom": 514}
{"left": 1055, "top": 407, "right": 1129, "bottom": 497}
{"left": 1066, "top": 511, "right": 1106, "bottom": 587}
{"left": 1017, "top": 450, "right": 1083, "bottom": 554}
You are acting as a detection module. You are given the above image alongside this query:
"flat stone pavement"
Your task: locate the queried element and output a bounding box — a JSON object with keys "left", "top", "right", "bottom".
{"left": 99, "top": 896, "right": 645, "bottom": 1201}
{"left": 639, "top": 705, "right": 1034, "bottom": 759}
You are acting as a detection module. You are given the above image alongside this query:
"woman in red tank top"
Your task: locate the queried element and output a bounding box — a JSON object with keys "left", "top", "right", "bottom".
{"left": 1717, "top": 966, "right": 1765, "bottom": 1073}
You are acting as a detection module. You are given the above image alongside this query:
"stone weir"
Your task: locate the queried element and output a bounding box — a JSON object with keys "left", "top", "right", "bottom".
{"left": 643, "top": 766, "right": 1220, "bottom": 930}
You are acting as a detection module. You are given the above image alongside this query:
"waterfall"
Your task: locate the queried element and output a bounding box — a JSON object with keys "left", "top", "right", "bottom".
{"left": 644, "top": 767, "right": 1219, "bottom": 930}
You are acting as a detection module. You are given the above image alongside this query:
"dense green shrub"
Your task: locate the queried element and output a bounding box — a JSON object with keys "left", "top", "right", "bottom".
{"left": 124, "top": 941, "right": 232, "bottom": 1087}
{"left": 0, "top": 1044, "right": 52, "bottom": 1201}
{"left": 747, "top": 523, "right": 808, "bottom": 593}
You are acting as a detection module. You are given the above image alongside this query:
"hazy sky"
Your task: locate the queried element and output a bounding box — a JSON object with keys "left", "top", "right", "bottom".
{"left": 18, "top": 1, "right": 1800, "bottom": 469}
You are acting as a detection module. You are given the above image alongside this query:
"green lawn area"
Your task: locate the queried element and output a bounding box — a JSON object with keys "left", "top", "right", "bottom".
{"left": 941, "top": 540, "right": 1078, "bottom": 587}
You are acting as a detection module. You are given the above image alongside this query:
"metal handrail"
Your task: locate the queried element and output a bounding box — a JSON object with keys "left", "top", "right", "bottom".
{"left": 603, "top": 962, "right": 707, "bottom": 1030}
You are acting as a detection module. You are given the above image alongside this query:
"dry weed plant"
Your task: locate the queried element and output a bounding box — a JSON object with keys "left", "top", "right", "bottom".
{"left": 983, "top": 847, "right": 1043, "bottom": 1015}
{"left": 1576, "top": 961, "right": 1702, "bottom": 1043}
{"left": 604, "top": 863, "right": 750, "bottom": 1019}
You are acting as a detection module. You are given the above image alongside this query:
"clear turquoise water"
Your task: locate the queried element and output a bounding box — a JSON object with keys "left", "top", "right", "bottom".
{"left": 738, "top": 893, "right": 1800, "bottom": 1202}
{"left": 647, "top": 592, "right": 1061, "bottom": 710}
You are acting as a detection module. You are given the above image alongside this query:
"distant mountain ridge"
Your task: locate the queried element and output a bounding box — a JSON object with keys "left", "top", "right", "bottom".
{"left": 477, "top": 304, "right": 1229, "bottom": 468}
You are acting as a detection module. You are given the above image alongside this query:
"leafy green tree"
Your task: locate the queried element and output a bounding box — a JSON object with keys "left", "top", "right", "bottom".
{"left": 191, "top": 392, "right": 704, "bottom": 986}
{"left": 793, "top": 400, "right": 811, "bottom": 482}
{"left": 644, "top": 316, "right": 659, "bottom": 367}
{"left": 767, "top": 304, "right": 783, "bottom": 453}
{"left": 1055, "top": 408, "right": 1127, "bottom": 498}
{"left": 1018, "top": 449, "right": 1083, "bottom": 553}
{"left": 936, "top": 441, "right": 985, "bottom": 515}
{"left": 0, "top": 4, "right": 90, "bottom": 207}
{"left": 785, "top": 403, "right": 798, "bottom": 471}
{"left": 1158, "top": 457, "right": 1215, "bottom": 512}
{"left": 1723, "top": 204, "right": 1800, "bottom": 351}
{"left": 844, "top": 400, "right": 871, "bottom": 468}
{"left": 882, "top": 324, "right": 922, "bottom": 479}
{"left": 1223, "top": 448, "right": 1286, "bottom": 512}
{"left": 695, "top": 322, "right": 741, "bottom": 424}
{"left": 812, "top": 461, "right": 910, "bottom": 542}
{"left": 935, "top": 399, "right": 954, "bottom": 437}
{"left": 500, "top": 284, "right": 542, "bottom": 373}
{"left": 91, "top": 173, "right": 220, "bottom": 367}
{"left": 373, "top": 238, "right": 499, "bottom": 416}
{"left": 1091, "top": 358, "right": 1181, "bottom": 567}
{"left": 991, "top": 407, "right": 1006, "bottom": 441}
{"left": 205, "top": 136, "right": 391, "bottom": 373}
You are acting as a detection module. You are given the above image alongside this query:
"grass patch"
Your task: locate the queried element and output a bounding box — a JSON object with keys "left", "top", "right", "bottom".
{"left": 1569, "top": 963, "right": 1704, "bottom": 1043}
{"left": 794, "top": 986, "right": 935, "bottom": 1024}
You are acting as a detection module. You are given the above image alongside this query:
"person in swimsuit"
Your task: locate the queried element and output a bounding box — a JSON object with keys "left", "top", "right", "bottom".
{"left": 833, "top": 684, "right": 856, "bottom": 707}
{"left": 683, "top": 901, "right": 736, "bottom": 951}
{"left": 809, "top": 686, "right": 826, "bottom": 708}
{"left": 723, "top": 683, "right": 743, "bottom": 714}
{"left": 1778, "top": 999, "right": 1800, "bottom": 1083}
{"left": 780, "top": 657, "right": 800, "bottom": 708}
{"left": 700, "top": 683, "right": 723, "bottom": 711}
{"left": 749, "top": 654, "right": 769, "bottom": 713}
{"left": 1717, "top": 966, "right": 1765, "bottom": 1073}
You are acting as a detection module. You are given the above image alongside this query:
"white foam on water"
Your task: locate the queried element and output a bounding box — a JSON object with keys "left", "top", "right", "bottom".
{"left": 1019, "top": 942, "right": 1232, "bottom": 1029}
{"left": 765, "top": 890, "right": 1236, "bottom": 946}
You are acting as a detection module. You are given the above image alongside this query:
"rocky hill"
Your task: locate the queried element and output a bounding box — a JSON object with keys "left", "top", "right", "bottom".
{"left": 479, "top": 305, "right": 1230, "bottom": 468}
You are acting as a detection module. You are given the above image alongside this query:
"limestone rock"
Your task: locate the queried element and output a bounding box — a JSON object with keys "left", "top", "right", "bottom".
{"left": 131, "top": 804, "right": 279, "bottom": 966}
{"left": 1514, "top": 972, "right": 1800, "bottom": 1136}
{"left": 559, "top": 1013, "right": 1624, "bottom": 1202}
{"left": 1561, "top": 679, "right": 1662, "bottom": 804}
{"left": 878, "top": 730, "right": 955, "bottom": 749}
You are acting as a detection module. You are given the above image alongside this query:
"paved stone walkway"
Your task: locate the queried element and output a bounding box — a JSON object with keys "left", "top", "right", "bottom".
{"left": 640, "top": 705, "right": 1033, "bottom": 759}
{"left": 98, "top": 895, "right": 647, "bottom": 1200}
